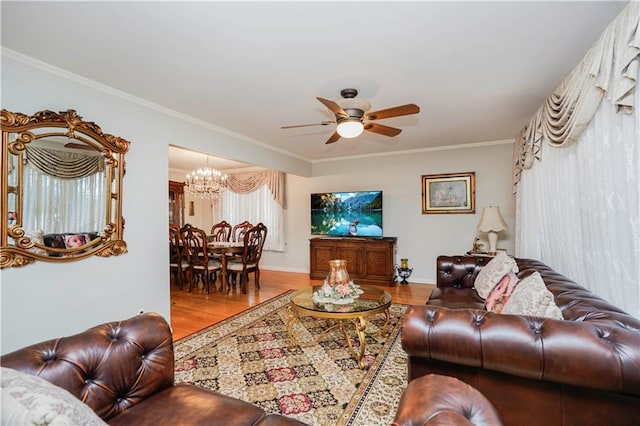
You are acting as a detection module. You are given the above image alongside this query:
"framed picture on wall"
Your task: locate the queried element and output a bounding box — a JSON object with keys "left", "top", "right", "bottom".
{"left": 422, "top": 172, "right": 475, "bottom": 214}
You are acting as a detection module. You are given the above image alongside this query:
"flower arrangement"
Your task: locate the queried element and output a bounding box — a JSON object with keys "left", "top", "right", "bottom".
{"left": 312, "top": 279, "right": 364, "bottom": 305}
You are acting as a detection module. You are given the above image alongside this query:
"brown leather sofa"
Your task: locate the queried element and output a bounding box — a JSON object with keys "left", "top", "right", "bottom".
{"left": 393, "top": 374, "right": 503, "bottom": 425}
{"left": 0, "top": 313, "right": 306, "bottom": 426}
{"left": 401, "top": 255, "right": 640, "bottom": 426}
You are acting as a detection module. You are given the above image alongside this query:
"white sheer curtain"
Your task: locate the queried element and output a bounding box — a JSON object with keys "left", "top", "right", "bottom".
{"left": 21, "top": 164, "right": 106, "bottom": 234}
{"left": 515, "top": 88, "right": 640, "bottom": 317}
{"left": 219, "top": 185, "right": 285, "bottom": 252}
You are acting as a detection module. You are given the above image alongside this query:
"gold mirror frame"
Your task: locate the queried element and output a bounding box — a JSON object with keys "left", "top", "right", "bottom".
{"left": 1, "top": 109, "right": 130, "bottom": 268}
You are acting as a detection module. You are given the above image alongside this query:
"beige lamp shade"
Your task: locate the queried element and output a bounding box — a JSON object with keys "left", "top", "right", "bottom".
{"left": 477, "top": 206, "right": 508, "bottom": 232}
{"left": 477, "top": 206, "right": 508, "bottom": 255}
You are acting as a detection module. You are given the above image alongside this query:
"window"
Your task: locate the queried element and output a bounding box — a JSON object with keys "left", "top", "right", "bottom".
{"left": 220, "top": 185, "right": 284, "bottom": 251}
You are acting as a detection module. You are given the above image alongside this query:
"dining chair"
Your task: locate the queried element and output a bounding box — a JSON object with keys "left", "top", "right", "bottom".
{"left": 231, "top": 221, "right": 253, "bottom": 243}
{"left": 226, "top": 220, "right": 254, "bottom": 278}
{"left": 226, "top": 223, "right": 267, "bottom": 293}
{"left": 169, "top": 225, "right": 190, "bottom": 290}
{"left": 181, "top": 226, "right": 222, "bottom": 294}
{"left": 210, "top": 220, "right": 232, "bottom": 242}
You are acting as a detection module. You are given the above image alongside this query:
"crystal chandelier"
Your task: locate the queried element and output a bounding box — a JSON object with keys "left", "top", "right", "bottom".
{"left": 185, "top": 157, "right": 228, "bottom": 201}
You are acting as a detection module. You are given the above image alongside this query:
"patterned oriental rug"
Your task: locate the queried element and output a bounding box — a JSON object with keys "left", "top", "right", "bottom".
{"left": 174, "top": 290, "right": 409, "bottom": 425}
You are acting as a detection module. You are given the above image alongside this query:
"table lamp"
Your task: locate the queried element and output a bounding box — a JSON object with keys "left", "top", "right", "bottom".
{"left": 477, "top": 206, "right": 508, "bottom": 255}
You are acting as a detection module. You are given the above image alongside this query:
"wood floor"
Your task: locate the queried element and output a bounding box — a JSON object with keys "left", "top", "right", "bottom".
{"left": 170, "top": 269, "right": 435, "bottom": 341}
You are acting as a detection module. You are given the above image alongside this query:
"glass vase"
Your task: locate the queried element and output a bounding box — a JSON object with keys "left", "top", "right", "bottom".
{"left": 327, "top": 259, "right": 350, "bottom": 286}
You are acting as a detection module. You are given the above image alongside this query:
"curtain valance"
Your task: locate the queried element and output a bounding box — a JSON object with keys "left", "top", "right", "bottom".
{"left": 513, "top": 2, "right": 639, "bottom": 191}
{"left": 25, "top": 146, "right": 104, "bottom": 179}
{"left": 226, "top": 170, "right": 287, "bottom": 208}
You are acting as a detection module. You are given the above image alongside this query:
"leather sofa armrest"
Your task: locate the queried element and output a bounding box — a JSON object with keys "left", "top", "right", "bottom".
{"left": 0, "top": 313, "right": 175, "bottom": 421}
{"left": 392, "top": 374, "right": 502, "bottom": 426}
{"left": 401, "top": 305, "right": 640, "bottom": 397}
{"left": 436, "top": 255, "right": 491, "bottom": 289}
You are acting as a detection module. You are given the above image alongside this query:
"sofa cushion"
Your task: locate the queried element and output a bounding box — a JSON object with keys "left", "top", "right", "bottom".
{"left": 108, "top": 384, "right": 268, "bottom": 426}
{"left": 473, "top": 253, "right": 519, "bottom": 299}
{"left": 501, "top": 272, "right": 563, "bottom": 319}
{"left": 1, "top": 367, "right": 106, "bottom": 426}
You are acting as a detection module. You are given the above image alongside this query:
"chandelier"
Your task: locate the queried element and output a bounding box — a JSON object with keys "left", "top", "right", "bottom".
{"left": 185, "top": 158, "right": 228, "bottom": 201}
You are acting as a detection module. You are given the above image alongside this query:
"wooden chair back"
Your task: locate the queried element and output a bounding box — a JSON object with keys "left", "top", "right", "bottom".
{"left": 169, "top": 225, "right": 189, "bottom": 289}
{"left": 181, "top": 226, "right": 208, "bottom": 266}
{"left": 227, "top": 223, "right": 268, "bottom": 292}
{"left": 180, "top": 226, "right": 219, "bottom": 294}
{"left": 243, "top": 223, "right": 267, "bottom": 266}
{"left": 232, "top": 221, "right": 253, "bottom": 243}
{"left": 210, "top": 220, "right": 232, "bottom": 242}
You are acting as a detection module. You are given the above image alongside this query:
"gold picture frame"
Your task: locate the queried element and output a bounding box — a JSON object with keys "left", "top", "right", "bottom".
{"left": 422, "top": 172, "right": 475, "bottom": 214}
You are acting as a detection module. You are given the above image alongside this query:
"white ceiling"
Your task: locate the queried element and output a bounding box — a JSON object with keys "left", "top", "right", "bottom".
{"left": 1, "top": 1, "right": 627, "bottom": 171}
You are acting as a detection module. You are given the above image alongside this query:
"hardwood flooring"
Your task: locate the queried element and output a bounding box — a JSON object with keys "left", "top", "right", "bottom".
{"left": 170, "top": 269, "right": 435, "bottom": 341}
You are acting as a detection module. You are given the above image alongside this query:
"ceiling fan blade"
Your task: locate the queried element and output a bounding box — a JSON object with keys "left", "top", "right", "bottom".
{"left": 325, "top": 131, "right": 341, "bottom": 144}
{"left": 364, "top": 122, "right": 403, "bottom": 137}
{"left": 281, "top": 121, "right": 335, "bottom": 129}
{"left": 316, "top": 97, "right": 349, "bottom": 119}
{"left": 365, "top": 104, "right": 420, "bottom": 121}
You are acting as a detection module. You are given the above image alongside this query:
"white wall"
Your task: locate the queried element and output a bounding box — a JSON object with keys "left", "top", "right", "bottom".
{"left": 0, "top": 51, "right": 310, "bottom": 353}
{"left": 1, "top": 51, "right": 515, "bottom": 353}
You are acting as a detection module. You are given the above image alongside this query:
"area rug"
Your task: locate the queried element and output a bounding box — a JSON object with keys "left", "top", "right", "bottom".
{"left": 174, "top": 290, "right": 409, "bottom": 425}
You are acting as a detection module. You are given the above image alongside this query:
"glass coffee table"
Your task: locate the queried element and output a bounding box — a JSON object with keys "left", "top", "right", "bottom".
{"left": 287, "top": 285, "right": 392, "bottom": 369}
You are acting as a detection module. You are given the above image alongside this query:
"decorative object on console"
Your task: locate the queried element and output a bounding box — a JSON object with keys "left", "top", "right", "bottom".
{"left": 471, "top": 237, "right": 485, "bottom": 253}
{"left": 476, "top": 206, "right": 508, "bottom": 255}
{"left": 396, "top": 258, "right": 413, "bottom": 285}
{"left": 313, "top": 259, "right": 364, "bottom": 304}
{"left": 421, "top": 172, "right": 476, "bottom": 214}
{"left": 185, "top": 155, "right": 228, "bottom": 201}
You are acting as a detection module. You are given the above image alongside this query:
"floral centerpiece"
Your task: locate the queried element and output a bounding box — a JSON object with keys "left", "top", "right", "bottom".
{"left": 312, "top": 259, "right": 364, "bottom": 305}
{"left": 312, "top": 279, "right": 364, "bottom": 305}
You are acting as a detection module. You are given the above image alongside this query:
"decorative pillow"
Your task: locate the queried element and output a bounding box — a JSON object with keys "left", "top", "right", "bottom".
{"left": 473, "top": 252, "right": 519, "bottom": 299}
{"left": 485, "top": 271, "right": 519, "bottom": 313}
{"left": 63, "top": 233, "right": 90, "bottom": 249}
{"left": 501, "top": 272, "right": 564, "bottom": 319}
{"left": 1, "top": 367, "right": 106, "bottom": 425}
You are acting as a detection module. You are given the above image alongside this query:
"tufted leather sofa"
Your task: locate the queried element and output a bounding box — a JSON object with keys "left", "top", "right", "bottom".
{"left": 0, "top": 313, "right": 306, "bottom": 425}
{"left": 393, "top": 374, "right": 503, "bottom": 425}
{"left": 401, "top": 255, "right": 640, "bottom": 426}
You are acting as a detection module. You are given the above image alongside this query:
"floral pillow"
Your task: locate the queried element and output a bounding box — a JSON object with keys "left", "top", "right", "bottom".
{"left": 1, "top": 367, "right": 106, "bottom": 426}
{"left": 501, "top": 272, "right": 564, "bottom": 319}
{"left": 485, "top": 271, "right": 519, "bottom": 313}
{"left": 473, "top": 252, "right": 519, "bottom": 299}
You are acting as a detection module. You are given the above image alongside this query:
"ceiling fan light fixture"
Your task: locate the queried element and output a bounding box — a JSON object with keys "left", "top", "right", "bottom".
{"left": 336, "top": 120, "right": 364, "bottom": 138}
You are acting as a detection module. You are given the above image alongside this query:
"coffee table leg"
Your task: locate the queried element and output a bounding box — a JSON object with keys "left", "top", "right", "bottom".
{"left": 286, "top": 305, "right": 301, "bottom": 350}
{"left": 354, "top": 316, "right": 367, "bottom": 369}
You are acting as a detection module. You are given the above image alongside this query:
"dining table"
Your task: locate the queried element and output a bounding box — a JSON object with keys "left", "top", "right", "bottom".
{"left": 206, "top": 241, "right": 245, "bottom": 292}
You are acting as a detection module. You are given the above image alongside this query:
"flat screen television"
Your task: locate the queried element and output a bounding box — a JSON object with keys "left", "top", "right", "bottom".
{"left": 311, "top": 191, "right": 383, "bottom": 237}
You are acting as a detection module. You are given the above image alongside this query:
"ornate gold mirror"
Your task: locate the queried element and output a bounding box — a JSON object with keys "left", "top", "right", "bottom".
{"left": 1, "top": 109, "right": 130, "bottom": 268}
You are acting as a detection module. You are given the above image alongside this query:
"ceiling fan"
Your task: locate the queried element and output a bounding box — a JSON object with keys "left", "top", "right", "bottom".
{"left": 281, "top": 88, "right": 420, "bottom": 144}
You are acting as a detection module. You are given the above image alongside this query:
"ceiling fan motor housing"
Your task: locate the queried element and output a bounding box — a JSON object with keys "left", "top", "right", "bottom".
{"left": 340, "top": 88, "right": 359, "bottom": 99}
